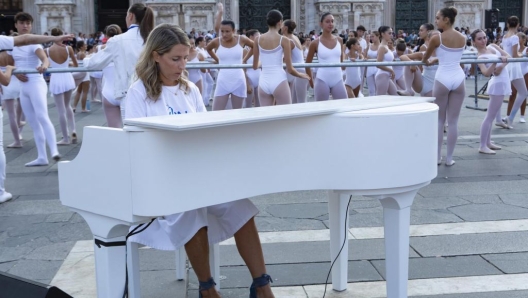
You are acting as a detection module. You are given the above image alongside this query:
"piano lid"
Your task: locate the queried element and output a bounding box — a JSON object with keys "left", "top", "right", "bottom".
{"left": 123, "top": 96, "right": 434, "bottom": 131}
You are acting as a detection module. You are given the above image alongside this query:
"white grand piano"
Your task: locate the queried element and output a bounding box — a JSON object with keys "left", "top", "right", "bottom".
{"left": 59, "top": 96, "right": 438, "bottom": 298}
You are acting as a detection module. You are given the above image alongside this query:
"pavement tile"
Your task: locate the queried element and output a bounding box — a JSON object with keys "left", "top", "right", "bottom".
{"left": 410, "top": 209, "right": 464, "bottom": 225}
{"left": 14, "top": 194, "right": 59, "bottom": 201}
{"left": 140, "top": 270, "right": 187, "bottom": 298}
{"left": 189, "top": 260, "right": 383, "bottom": 289}
{"left": 436, "top": 158, "right": 528, "bottom": 177}
{"left": 448, "top": 204, "right": 528, "bottom": 221}
{"left": 255, "top": 216, "right": 327, "bottom": 232}
{"left": 371, "top": 255, "right": 502, "bottom": 280}
{"left": 219, "top": 240, "right": 419, "bottom": 266}
{"left": 7, "top": 259, "right": 63, "bottom": 283}
{"left": 410, "top": 231, "right": 528, "bottom": 257}
{"left": 0, "top": 261, "right": 17, "bottom": 272}
{"left": 138, "top": 249, "right": 177, "bottom": 271}
{"left": 265, "top": 203, "right": 329, "bottom": 219}
{"left": 418, "top": 180, "right": 528, "bottom": 197}
{"left": 46, "top": 213, "right": 74, "bottom": 223}
{"left": 457, "top": 194, "right": 503, "bottom": 204}
{"left": 25, "top": 241, "right": 76, "bottom": 261}
{"left": 500, "top": 194, "right": 528, "bottom": 208}
{"left": 0, "top": 200, "right": 70, "bottom": 216}
{"left": 410, "top": 197, "right": 469, "bottom": 210}
{"left": 482, "top": 252, "right": 528, "bottom": 274}
{"left": 410, "top": 291, "right": 528, "bottom": 298}
{"left": 250, "top": 190, "right": 329, "bottom": 205}
{"left": 0, "top": 246, "right": 34, "bottom": 263}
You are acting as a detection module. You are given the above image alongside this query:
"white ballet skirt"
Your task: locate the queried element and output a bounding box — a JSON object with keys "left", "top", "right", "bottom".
{"left": 507, "top": 62, "right": 524, "bottom": 81}
{"left": 128, "top": 199, "right": 259, "bottom": 250}
{"left": 481, "top": 53, "right": 512, "bottom": 96}
{"left": 0, "top": 72, "right": 20, "bottom": 100}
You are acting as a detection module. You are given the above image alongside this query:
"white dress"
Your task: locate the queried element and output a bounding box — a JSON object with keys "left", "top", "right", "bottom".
{"left": 47, "top": 48, "right": 76, "bottom": 95}
{"left": 125, "top": 79, "right": 259, "bottom": 250}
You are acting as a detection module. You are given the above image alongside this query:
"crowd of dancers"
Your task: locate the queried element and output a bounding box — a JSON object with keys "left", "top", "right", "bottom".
{"left": 0, "top": 3, "right": 528, "bottom": 298}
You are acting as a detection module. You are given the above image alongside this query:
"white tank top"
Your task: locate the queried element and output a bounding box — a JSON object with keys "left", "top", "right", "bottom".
{"left": 259, "top": 36, "right": 284, "bottom": 68}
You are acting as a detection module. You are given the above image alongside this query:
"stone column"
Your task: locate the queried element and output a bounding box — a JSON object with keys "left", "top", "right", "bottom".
{"left": 444, "top": 1, "right": 486, "bottom": 30}
{"left": 182, "top": 3, "right": 215, "bottom": 33}
{"left": 35, "top": 1, "right": 76, "bottom": 34}
{"left": 40, "top": 11, "right": 49, "bottom": 34}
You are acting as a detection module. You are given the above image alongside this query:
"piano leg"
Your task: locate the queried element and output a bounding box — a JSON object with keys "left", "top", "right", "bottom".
{"left": 127, "top": 241, "right": 141, "bottom": 298}
{"left": 175, "top": 248, "right": 186, "bottom": 281}
{"left": 378, "top": 190, "right": 417, "bottom": 298}
{"left": 210, "top": 243, "right": 220, "bottom": 290}
{"left": 328, "top": 192, "right": 350, "bottom": 291}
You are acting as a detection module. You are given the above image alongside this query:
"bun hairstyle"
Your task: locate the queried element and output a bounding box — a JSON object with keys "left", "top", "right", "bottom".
{"left": 246, "top": 29, "right": 259, "bottom": 38}
{"left": 395, "top": 39, "right": 406, "bottom": 51}
{"left": 378, "top": 25, "right": 391, "bottom": 36}
{"left": 470, "top": 29, "right": 484, "bottom": 41}
{"left": 195, "top": 36, "right": 204, "bottom": 46}
{"left": 346, "top": 37, "right": 358, "bottom": 49}
{"left": 128, "top": 3, "right": 155, "bottom": 44}
{"left": 50, "top": 27, "right": 63, "bottom": 36}
{"left": 422, "top": 23, "right": 434, "bottom": 31}
{"left": 439, "top": 6, "right": 458, "bottom": 25}
{"left": 507, "top": 16, "right": 520, "bottom": 29}
{"left": 266, "top": 10, "right": 283, "bottom": 27}
{"left": 283, "top": 19, "right": 297, "bottom": 34}
{"left": 320, "top": 12, "right": 332, "bottom": 23}
{"left": 105, "top": 24, "right": 122, "bottom": 38}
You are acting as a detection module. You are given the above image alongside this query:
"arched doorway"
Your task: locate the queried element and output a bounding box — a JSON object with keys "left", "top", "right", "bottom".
{"left": 0, "top": 0, "right": 23, "bottom": 35}
{"left": 239, "top": 0, "right": 290, "bottom": 33}
{"left": 492, "top": 0, "right": 524, "bottom": 24}
{"left": 96, "top": 0, "right": 128, "bottom": 33}
{"left": 395, "top": 0, "right": 428, "bottom": 35}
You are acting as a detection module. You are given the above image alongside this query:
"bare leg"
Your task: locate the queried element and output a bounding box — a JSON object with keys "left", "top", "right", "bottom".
{"left": 103, "top": 97, "right": 123, "bottom": 128}
{"left": 212, "top": 94, "right": 230, "bottom": 111}
{"left": 314, "top": 78, "right": 331, "bottom": 101}
{"left": 245, "top": 88, "right": 254, "bottom": 108}
{"left": 258, "top": 86, "right": 275, "bottom": 106}
{"left": 330, "top": 82, "right": 348, "bottom": 100}
{"left": 345, "top": 85, "right": 355, "bottom": 98}
{"left": 353, "top": 85, "right": 361, "bottom": 97}
{"left": 234, "top": 218, "right": 274, "bottom": 298}
{"left": 3, "top": 100, "right": 22, "bottom": 147}
{"left": 480, "top": 94, "right": 503, "bottom": 152}
{"left": 184, "top": 227, "right": 221, "bottom": 298}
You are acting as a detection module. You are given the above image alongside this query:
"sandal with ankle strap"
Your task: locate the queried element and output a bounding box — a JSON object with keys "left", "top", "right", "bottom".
{"left": 249, "top": 274, "right": 272, "bottom": 298}
{"left": 199, "top": 277, "right": 216, "bottom": 298}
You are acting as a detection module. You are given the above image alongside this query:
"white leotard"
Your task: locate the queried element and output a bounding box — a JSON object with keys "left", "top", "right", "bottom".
{"left": 501, "top": 35, "right": 524, "bottom": 81}
{"left": 214, "top": 35, "right": 246, "bottom": 98}
{"left": 187, "top": 54, "right": 202, "bottom": 84}
{"left": 316, "top": 39, "right": 343, "bottom": 88}
{"left": 47, "top": 47, "right": 76, "bottom": 95}
{"left": 258, "top": 36, "right": 287, "bottom": 94}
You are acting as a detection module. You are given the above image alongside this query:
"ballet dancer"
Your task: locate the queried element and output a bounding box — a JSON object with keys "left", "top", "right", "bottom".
{"left": 0, "top": 51, "right": 23, "bottom": 148}
{"left": 253, "top": 11, "right": 309, "bottom": 106}
{"left": 344, "top": 38, "right": 364, "bottom": 98}
{"left": 393, "top": 39, "right": 408, "bottom": 91}
{"left": 125, "top": 24, "right": 274, "bottom": 298}
{"left": 472, "top": 29, "right": 510, "bottom": 154}
{"left": 502, "top": 17, "right": 528, "bottom": 127}
{"left": 84, "top": 3, "right": 155, "bottom": 120}
{"left": 187, "top": 37, "right": 205, "bottom": 95}
{"left": 422, "top": 7, "right": 466, "bottom": 166}
{"left": 196, "top": 37, "right": 215, "bottom": 107}
{"left": 375, "top": 26, "right": 398, "bottom": 95}
{"left": 46, "top": 28, "right": 78, "bottom": 145}
{"left": 244, "top": 29, "right": 261, "bottom": 108}
{"left": 282, "top": 20, "right": 309, "bottom": 104}
{"left": 207, "top": 19, "right": 254, "bottom": 110}
{"left": 10, "top": 12, "right": 60, "bottom": 166}
{"left": 515, "top": 32, "right": 528, "bottom": 123}
{"left": 305, "top": 12, "right": 348, "bottom": 101}
{"left": 364, "top": 31, "right": 380, "bottom": 96}
{"left": 72, "top": 40, "right": 90, "bottom": 112}
{"left": 100, "top": 25, "right": 123, "bottom": 128}
{"left": 399, "top": 30, "right": 440, "bottom": 97}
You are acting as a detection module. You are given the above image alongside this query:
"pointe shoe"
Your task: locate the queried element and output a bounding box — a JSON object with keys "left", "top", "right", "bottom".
{"left": 18, "top": 121, "right": 26, "bottom": 127}
{"left": 0, "top": 192, "right": 13, "bottom": 203}
{"left": 25, "top": 159, "right": 49, "bottom": 167}
{"left": 504, "top": 118, "right": 513, "bottom": 129}
{"left": 250, "top": 274, "right": 273, "bottom": 298}
{"left": 445, "top": 160, "right": 456, "bottom": 166}
{"left": 488, "top": 143, "right": 502, "bottom": 150}
{"left": 479, "top": 148, "right": 496, "bottom": 155}
{"left": 52, "top": 155, "right": 61, "bottom": 162}
{"left": 520, "top": 117, "right": 526, "bottom": 123}
{"left": 57, "top": 139, "right": 71, "bottom": 146}
{"left": 198, "top": 278, "right": 217, "bottom": 298}
{"left": 71, "top": 133, "right": 78, "bottom": 144}
{"left": 495, "top": 122, "right": 509, "bottom": 129}
{"left": 81, "top": 109, "right": 90, "bottom": 113}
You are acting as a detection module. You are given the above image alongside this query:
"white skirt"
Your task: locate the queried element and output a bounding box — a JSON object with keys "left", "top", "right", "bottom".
{"left": 128, "top": 199, "right": 259, "bottom": 250}
{"left": 1, "top": 76, "right": 20, "bottom": 100}
{"left": 507, "top": 63, "right": 524, "bottom": 81}
{"left": 487, "top": 76, "right": 512, "bottom": 96}
{"left": 49, "top": 72, "right": 76, "bottom": 95}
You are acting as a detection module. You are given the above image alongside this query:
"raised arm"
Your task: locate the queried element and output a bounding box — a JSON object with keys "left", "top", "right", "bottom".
{"left": 304, "top": 40, "right": 318, "bottom": 88}
{"left": 422, "top": 35, "right": 439, "bottom": 65}
{"left": 214, "top": 2, "right": 224, "bottom": 35}
{"left": 283, "top": 36, "right": 309, "bottom": 79}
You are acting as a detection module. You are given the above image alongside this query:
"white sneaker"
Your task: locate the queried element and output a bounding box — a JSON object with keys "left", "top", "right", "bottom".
{"left": 0, "top": 192, "right": 13, "bottom": 203}
{"left": 520, "top": 117, "right": 526, "bottom": 123}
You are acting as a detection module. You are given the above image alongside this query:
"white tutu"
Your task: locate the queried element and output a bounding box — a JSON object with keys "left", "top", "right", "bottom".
{"left": 49, "top": 72, "right": 76, "bottom": 95}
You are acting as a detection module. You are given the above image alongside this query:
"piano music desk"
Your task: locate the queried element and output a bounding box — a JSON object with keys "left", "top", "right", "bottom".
{"left": 59, "top": 96, "right": 438, "bottom": 298}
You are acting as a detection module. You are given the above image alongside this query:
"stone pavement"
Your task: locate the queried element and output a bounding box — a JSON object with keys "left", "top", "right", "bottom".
{"left": 1, "top": 77, "right": 528, "bottom": 298}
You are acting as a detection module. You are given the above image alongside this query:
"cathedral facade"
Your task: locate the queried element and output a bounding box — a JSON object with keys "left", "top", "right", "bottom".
{"left": 0, "top": 0, "right": 525, "bottom": 36}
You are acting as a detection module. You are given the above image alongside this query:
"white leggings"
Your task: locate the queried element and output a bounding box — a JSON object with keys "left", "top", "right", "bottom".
{"left": 0, "top": 111, "right": 5, "bottom": 194}
{"left": 53, "top": 90, "right": 76, "bottom": 141}
{"left": 19, "top": 79, "right": 59, "bottom": 161}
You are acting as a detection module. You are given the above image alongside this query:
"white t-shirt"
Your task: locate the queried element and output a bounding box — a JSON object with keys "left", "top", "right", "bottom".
{"left": 0, "top": 36, "right": 14, "bottom": 50}
{"left": 9, "top": 44, "right": 43, "bottom": 79}
{"left": 359, "top": 38, "right": 368, "bottom": 54}
{"left": 125, "top": 79, "right": 206, "bottom": 119}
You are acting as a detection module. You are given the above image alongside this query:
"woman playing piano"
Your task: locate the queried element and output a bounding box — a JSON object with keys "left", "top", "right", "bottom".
{"left": 124, "top": 24, "right": 275, "bottom": 298}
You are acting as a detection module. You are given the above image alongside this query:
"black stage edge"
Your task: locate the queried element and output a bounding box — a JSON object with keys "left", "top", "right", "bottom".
{"left": 0, "top": 271, "right": 73, "bottom": 298}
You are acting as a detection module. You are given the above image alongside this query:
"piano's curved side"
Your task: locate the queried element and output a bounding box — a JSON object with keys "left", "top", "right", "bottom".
{"left": 58, "top": 127, "right": 137, "bottom": 223}
{"left": 128, "top": 102, "right": 438, "bottom": 217}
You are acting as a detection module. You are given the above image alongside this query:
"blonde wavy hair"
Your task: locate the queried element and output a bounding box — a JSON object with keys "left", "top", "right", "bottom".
{"left": 136, "top": 23, "right": 191, "bottom": 101}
